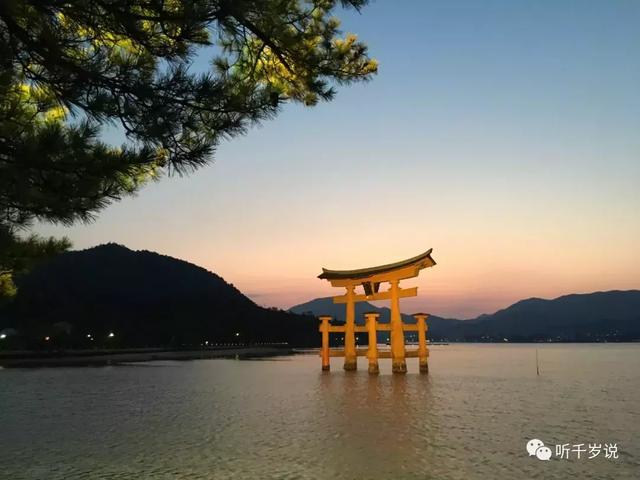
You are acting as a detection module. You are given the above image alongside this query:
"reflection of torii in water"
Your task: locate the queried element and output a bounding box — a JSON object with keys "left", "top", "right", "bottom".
{"left": 317, "top": 249, "right": 436, "bottom": 374}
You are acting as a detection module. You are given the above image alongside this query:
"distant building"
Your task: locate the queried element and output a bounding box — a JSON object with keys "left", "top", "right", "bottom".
{"left": 0, "top": 327, "right": 18, "bottom": 337}
{"left": 52, "top": 322, "right": 73, "bottom": 335}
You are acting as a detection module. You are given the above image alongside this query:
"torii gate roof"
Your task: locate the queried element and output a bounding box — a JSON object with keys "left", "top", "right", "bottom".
{"left": 318, "top": 249, "right": 436, "bottom": 281}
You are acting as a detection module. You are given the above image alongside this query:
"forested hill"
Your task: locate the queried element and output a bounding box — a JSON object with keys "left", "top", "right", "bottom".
{"left": 0, "top": 244, "right": 317, "bottom": 349}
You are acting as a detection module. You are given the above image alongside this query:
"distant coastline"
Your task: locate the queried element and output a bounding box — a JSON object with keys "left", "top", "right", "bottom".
{"left": 0, "top": 346, "right": 294, "bottom": 368}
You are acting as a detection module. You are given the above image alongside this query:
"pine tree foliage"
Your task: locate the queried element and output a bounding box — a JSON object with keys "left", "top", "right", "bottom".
{"left": 0, "top": 0, "right": 377, "bottom": 228}
{"left": 0, "top": 0, "right": 377, "bottom": 296}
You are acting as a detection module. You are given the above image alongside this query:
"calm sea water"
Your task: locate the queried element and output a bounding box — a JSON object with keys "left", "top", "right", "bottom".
{"left": 1, "top": 344, "right": 639, "bottom": 480}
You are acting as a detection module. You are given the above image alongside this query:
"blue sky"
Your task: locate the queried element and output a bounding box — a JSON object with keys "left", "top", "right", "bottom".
{"left": 36, "top": 1, "right": 640, "bottom": 318}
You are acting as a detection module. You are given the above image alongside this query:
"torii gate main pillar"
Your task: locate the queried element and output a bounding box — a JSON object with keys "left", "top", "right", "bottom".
{"left": 389, "top": 279, "right": 407, "bottom": 373}
{"left": 343, "top": 285, "right": 357, "bottom": 370}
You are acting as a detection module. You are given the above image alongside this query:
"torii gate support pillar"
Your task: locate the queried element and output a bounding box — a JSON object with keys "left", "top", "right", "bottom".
{"left": 365, "top": 312, "right": 380, "bottom": 374}
{"left": 319, "top": 315, "right": 332, "bottom": 371}
{"left": 414, "top": 313, "right": 430, "bottom": 374}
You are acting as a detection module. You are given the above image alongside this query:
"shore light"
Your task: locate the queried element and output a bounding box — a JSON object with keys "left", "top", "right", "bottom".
{"left": 0, "top": 333, "right": 6, "bottom": 339}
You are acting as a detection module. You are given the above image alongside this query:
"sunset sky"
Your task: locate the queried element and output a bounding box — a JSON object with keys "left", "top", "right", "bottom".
{"left": 35, "top": 1, "right": 640, "bottom": 319}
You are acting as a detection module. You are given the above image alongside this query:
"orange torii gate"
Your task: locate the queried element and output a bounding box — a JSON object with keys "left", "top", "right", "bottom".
{"left": 317, "top": 249, "right": 436, "bottom": 374}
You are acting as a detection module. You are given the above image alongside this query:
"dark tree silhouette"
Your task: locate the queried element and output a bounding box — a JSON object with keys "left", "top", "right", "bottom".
{"left": 0, "top": 229, "right": 70, "bottom": 301}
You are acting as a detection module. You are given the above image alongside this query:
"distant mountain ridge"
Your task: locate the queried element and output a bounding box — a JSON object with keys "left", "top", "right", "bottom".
{"left": 289, "top": 297, "right": 463, "bottom": 342}
{"left": 289, "top": 290, "right": 640, "bottom": 342}
{"left": 0, "top": 244, "right": 317, "bottom": 349}
{"left": 1, "top": 243, "right": 637, "bottom": 348}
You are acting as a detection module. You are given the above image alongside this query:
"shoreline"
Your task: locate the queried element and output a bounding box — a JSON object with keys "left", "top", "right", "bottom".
{"left": 0, "top": 346, "right": 295, "bottom": 368}
{"left": 2, "top": 342, "right": 638, "bottom": 368}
